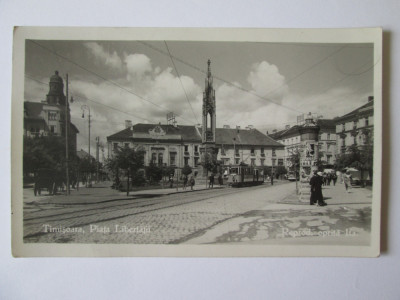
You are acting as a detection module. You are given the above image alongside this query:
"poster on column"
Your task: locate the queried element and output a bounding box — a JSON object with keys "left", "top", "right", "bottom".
{"left": 11, "top": 27, "right": 382, "bottom": 257}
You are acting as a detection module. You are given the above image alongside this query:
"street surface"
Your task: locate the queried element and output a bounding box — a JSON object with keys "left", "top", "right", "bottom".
{"left": 23, "top": 181, "right": 372, "bottom": 245}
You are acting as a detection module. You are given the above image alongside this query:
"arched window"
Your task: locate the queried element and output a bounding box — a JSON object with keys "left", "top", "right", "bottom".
{"left": 207, "top": 112, "right": 212, "bottom": 129}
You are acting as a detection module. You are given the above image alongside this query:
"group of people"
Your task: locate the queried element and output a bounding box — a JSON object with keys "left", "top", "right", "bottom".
{"left": 309, "top": 170, "right": 353, "bottom": 206}
{"left": 208, "top": 173, "right": 223, "bottom": 189}
{"left": 182, "top": 175, "right": 196, "bottom": 190}
{"left": 320, "top": 172, "right": 338, "bottom": 186}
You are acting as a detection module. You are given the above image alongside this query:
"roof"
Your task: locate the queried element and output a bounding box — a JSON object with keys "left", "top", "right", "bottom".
{"left": 335, "top": 100, "right": 374, "bottom": 122}
{"left": 107, "top": 123, "right": 284, "bottom": 147}
{"left": 24, "top": 102, "right": 44, "bottom": 118}
{"left": 107, "top": 124, "right": 201, "bottom": 143}
{"left": 76, "top": 149, "right": 95, "bottom": 160}
{"left": 213, "top": 128, "right": 283, "bottom": 147}
{"left": 268, "top": 119, "right": 335, "bottom": 140}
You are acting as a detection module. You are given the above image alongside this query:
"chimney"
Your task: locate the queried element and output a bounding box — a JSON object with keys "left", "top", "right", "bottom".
{"left": 285, "top": 125, "right": 290, "bottom": 129}
{"left": 223, "top": 125, "right": 230, "bottom": 129}
{"left": 247, "top": 125, "right": 254, "bottom": 130}
{"left": 236, "top": 125, "right": 241, "bottom": 129}
{"left": 272, "top": 129, "right": 277, "bottom": 133}
{"left": 125, "top": 120, "right": 132, "bottom": 129}
{"left": 368, "top": 96, "right": 374, "bottom": 102}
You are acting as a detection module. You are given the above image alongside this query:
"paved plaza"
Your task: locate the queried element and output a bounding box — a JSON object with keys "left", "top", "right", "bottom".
{"left": 22, "top": 180, "right": 372, "bottom": 245}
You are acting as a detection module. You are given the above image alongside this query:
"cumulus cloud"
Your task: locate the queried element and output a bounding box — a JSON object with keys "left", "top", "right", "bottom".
{"left": 215, "top": 61, "right": 290, "bottom": 129}
{"left": 84, "top": 42, "right": 123, "bottom": 70}
{"left": 125, "top": 53, "right": 152, "bottom": 79}
{"left": 247, "top": 61, "right": 288, "bottom": 100}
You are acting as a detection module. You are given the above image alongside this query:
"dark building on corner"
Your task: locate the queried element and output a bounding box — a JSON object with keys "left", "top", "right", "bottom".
{"left": 24, "top": 71, "right": 79, "bottom": 152}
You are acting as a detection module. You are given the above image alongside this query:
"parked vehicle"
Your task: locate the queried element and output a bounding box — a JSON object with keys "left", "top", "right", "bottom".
{"left": 287, "top": 171, "right": 296, "bottom": 181}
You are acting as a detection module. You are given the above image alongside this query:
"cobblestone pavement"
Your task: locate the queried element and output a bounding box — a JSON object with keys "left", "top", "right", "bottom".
{"left": 186, "top": 182, "right": 372, "bottom": 245}
{"left": 23, "top": 181, "right": 372, "bottom": 245}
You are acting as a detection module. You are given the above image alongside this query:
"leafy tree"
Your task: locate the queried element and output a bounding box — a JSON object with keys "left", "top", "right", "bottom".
{"left": 182, "top": 165, "right": 192, "bottom": 176}
{"left": 274, "top": 166, "right": 288, "bottom": 178}
{"left": 23, "top": 135, "right": 78, "bottom": 185}
{"left": 202, "top": 151, "right": 218, "bottom": 174}
{"left": 335, "top": 144, "right": 373, "bottom": 184}
{"left": 109, "top": 146, "right": 145, "bottom": 195}
{"left": 145, "top": 162, "right": 163, "bottom": 184}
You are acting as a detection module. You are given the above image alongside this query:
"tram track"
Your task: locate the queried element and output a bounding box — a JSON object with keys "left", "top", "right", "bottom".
{"left": 24, "top": 185, "right": 271, "bottom": 239}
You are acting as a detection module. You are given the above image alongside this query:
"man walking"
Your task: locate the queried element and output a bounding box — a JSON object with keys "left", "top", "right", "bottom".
{"left": 209, "top": 173, "right": 214, "bottom": 188}
{"left": 310, "top": 170, "right": 326, "bottom": 206}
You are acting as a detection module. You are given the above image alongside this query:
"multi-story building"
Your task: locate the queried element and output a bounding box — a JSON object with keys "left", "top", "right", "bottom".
{"left": 269, "top": 116, "right": 336, "bottom": 168}
{"left": 335, "top": 96, "right": 374, "bottom": 154}
{"left": 107, "top": 60, "right": 284, "bottom": 177}
{"left": 24, "top": 71, "right": 79, "bottom": 152}
{"left": 107, "top": 123, "right": 284, "bottom": 174}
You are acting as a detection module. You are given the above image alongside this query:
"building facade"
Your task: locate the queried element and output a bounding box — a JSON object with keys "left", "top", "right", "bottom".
{"left": 107, "top": 60, "right": 284, "bottom": 176}
{"left": 335, "top": 96, "right": 374, "bottom": 155}
{"left": 24, "top": 71, "right": 79, "bottom": 152}
{"left": 269, "top": 115, "right": 336, "bottom": 168}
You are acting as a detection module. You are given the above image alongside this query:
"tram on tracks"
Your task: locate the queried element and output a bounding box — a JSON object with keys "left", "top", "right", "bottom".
{"left": 226, "top": 165, "right": 264, "bottom": 187}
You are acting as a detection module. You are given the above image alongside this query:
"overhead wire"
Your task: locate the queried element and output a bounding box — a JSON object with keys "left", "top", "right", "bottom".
{"left": 164, "top": 41, "right": 199, "bottom": 124}
{"left": 24, "top": 73, "right": 154, "bottom": 124}
{"left": 28, "top": 40, "right": 196, "bottom": 125}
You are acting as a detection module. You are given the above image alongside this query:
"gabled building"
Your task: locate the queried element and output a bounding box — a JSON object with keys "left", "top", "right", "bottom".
{"left": 107, "top": 123, "right": 284, "bottom": 175}
{"left": 24, "top": 71, "right": 79, "bottom": 152}
{"left": 335, "top": 96, "right": 374, "bottom": 154}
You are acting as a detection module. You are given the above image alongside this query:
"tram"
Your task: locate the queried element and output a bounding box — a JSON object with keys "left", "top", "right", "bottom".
{"left": 226, "top": 165, "right": 264, "bottom": 187}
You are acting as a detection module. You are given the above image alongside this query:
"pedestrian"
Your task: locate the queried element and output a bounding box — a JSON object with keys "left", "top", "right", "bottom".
{"left": 169, "top": 174, "right": 174, "bottom": 188}
{"left": 343, "top": 171, "right": 352, "bottom": 193}
{"left": 332, "top": 172, "right": 337, "bottom": 186}
{"left": 183, "top": 175, "right": 188, "bottom": 190}
{"left": 310, "top": 170, "right": 326, "bottom": 206}
{"left": 209, "top": 173, "right": 214, "bottom": 188}
{"left": 189, "top": 175, "right": 195, "bottom": 190}
{"left": 322, "top": 173, "right": 327, "bottom": 186}
{"left": 218, "top": 173, "right": 223, "bottom": 186}
{"left": 327, "top": 173, "right": 332, "bottom": 186}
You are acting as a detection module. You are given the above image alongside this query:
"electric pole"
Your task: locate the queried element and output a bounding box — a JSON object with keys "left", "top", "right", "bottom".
{"left": 65, "top": 73, "right": 70, "bottom": 195}
{"left": 96, "top": 136, "right": 100, "bottom": 183}
{"left": 81, "top": 105, "right": 91, "bottom": 187}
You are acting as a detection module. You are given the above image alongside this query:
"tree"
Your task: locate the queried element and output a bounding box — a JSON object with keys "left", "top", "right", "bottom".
{"left": 274, "top": 166, "right": 288, "bottom": 179}
{"left": 23, "top": 135, "right": 78, "bottom": 185}
{"left": 109, "top": 146, "right": 145, "bottom": 195}
{"left": 202, "top": 151, "right": 218, "bottom": 174}
{"left": 335, "top": 144, "right": 373, "bottom": 184}
{"left": 182, "top": 165, "right": 192, "bottom": 176}
{"left": 145, "top": 162, "right": 163, "bottom": 184}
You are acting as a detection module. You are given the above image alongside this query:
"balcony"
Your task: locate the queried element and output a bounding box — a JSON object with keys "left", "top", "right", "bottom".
{"left": 260, "top": 153, "right": 265, "bottom": 157}
{"left": 194, "top": 152, "right": 200, "bottom": 156}
{"left": 184, "top": 151, "right": 190, "bottom": 156}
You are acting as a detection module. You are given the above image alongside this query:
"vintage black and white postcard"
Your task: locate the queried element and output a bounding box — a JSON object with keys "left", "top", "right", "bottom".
{"left": 12, "top": 27, "right": 382, "bottom": 257}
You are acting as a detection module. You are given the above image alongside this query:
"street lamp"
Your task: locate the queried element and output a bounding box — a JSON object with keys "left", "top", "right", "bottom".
{"left": 81, "top": 105, "right": 92, "bottom": 187}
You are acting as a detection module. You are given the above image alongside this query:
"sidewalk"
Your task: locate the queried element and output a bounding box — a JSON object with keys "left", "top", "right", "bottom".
{"left": 23, "top": 181, "right": 225, "bottom": 205}
{"left": 278, "top": 181, "right": 373, "bottom": 206}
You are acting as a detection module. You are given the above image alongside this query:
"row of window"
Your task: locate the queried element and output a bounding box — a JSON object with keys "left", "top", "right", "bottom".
{"left": 339, "top": 118, "right": 370, "bottom": 132}
{"left": 150, "top": 152, "right": 200, "bottom": 167}
{"left": 114, "top": 143, "right": 276, "bottom": 158}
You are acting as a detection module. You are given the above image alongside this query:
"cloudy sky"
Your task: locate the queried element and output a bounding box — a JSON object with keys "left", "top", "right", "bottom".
{"left": 24, "top": 40, "right": 374, "bottom": 155}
